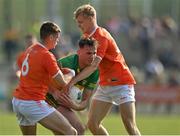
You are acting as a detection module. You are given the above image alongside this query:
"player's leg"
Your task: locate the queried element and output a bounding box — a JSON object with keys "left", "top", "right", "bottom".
{"left": 12, "top": 98, "right": 37, "bottom": 135}
{"left": 39, "top": 110, "right": 77, "bottom": 135}
{"left": 57, "top": 105, "right": 85, "bottom": 135}
{"left": 19, "top": 124, "right": 37, "bottom": 135}
{"left": 119, "top": 101, "right": 141, "bottom": 135}
{"left": 113, "top": 85, "right": 141, "bottom": 135}
{"left": 87, "top": 99, "right": 112, "bottom": 135}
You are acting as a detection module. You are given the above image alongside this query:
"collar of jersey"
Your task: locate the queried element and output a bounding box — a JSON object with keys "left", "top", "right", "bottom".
{"left": 38, "top": 42, "right": 47, "bottom": 49}
{"left": 88, "top": 26, "right": 98, "bottom": 37}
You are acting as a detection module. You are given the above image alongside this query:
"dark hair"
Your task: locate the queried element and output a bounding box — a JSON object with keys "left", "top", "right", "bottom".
{"left": 40, "top": 21, "right": 61, "bottom": 40}
{"left": 78, "top": 37, "right": 98, "bottom": 48}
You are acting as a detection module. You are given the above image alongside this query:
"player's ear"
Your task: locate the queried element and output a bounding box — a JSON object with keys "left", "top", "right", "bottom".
{"left": 49, "top": 35, "right": 53, "bottom": 40}
{"left": 50, "top": 35, "right": 53, "bottom": 40}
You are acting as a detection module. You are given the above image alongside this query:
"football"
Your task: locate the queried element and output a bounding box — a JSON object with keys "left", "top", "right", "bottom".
{"left": 69, "top": 86, "right": 82, "bottom": 103}
{"left": 63, "top": 68, "right": 75, "bottom": 82}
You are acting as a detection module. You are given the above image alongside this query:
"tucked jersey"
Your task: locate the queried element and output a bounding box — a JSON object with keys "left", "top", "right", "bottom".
{"left": 46, "top": 54, "right": 99, "bottom": 108}
{"left": 13, "top": 43, "right": 60, "bottom": 100}
{"left": 87, "top": 27, "right": 136, "bottom": 86}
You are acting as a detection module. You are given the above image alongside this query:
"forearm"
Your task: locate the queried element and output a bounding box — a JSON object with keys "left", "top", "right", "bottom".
{"left": 53, "top": 71, "right": 67, "bottom": 90}
{"left": 72, "top": 89, "right": 92, "bottom": 111}
{"left": 71, "top": 65, "right": 97, "bottom": 85}
{"left": 72, "top": 100, "right": 88, "bottom": 111}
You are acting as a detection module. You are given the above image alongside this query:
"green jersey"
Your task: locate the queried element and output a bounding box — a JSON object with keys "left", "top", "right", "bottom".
{"left": 46, "top": 54, "right": 99, "bottom": 107}
{"left": 58, "top": 54, "right": 99, "bottom": 90}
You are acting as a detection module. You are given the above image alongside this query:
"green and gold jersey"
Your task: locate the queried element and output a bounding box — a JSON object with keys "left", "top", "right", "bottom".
{"left": 46, "top": 54, "right": 99, "bottom": 107}
{"left": 59, "top": 54, "right": 99, "bottom": 90}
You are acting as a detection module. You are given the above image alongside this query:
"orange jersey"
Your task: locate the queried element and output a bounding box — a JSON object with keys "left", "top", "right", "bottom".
{"left": 16, "top": 52, "right": 25, "bottom": 69}
{"left": 13, "top": 43, "right": 60, "bottom": 100}
{"left": 89, "top": 27, "right": 136, "bottom": 86}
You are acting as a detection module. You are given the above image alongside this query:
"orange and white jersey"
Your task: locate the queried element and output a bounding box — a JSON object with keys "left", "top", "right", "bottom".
{"left": 87, "top": 27, "right": 136, "bottom": 86}
{"left": 13, "top": 43, "right": 60, "bottom": 100}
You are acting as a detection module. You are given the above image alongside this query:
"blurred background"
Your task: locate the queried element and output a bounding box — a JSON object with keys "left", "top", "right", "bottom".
{"left": 0, "top": 0, "right": 180, "bottom": 134}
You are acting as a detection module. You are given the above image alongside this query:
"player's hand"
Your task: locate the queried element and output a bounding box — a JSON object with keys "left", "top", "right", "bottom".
{"left": 52, "top": 90, "right": 63, "bottom": 100}
{"left": 63, "top": 80, "right": 74, "bottom": 94}
{"left": 57, "top": 93, "right": 78, "bottom": 109}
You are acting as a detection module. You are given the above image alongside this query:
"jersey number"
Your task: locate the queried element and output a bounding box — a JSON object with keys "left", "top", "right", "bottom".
{"left": 21, "top": 54, "right": 30, "bottom": 76}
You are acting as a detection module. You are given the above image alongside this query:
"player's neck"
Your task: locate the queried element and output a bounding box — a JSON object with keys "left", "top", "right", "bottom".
{"left": 78, "top": 62, "right": 85, "bottom": 69}
{"left": 40, "top": 41, "right": 51, "bottom": 50}
{"left": 78, "top": 58, "right": 86, "bottom": 70}
{"left": 87, "top": 24, "right": 98, "bottom": 37}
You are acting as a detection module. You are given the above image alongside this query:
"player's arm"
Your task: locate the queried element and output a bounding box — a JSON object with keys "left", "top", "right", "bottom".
{"left": 61, "top": 68, "right": 75, "bottom": 83}
{"left": 49, "top": 68, "right": 75, "bottom": 91}
{"left": 45, "top": 52, "right": 74, "bottom": 91}
{"left": 52, "top": 70, "right": 67, "bottom": 90}
{"left": 15, "top": 52, "right": 25, "bottom": 78}
{"left": 68, "top": 56, "right": 101, "bottom": 88}
{"left": 71, "top": 88, "right": 93, "bottom": 111}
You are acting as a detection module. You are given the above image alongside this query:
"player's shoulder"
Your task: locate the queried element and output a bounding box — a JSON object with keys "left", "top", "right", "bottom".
{"left": 95, "top": 27, "right": 111, "bottom": 41}
{"left": 58, "top": 53, "right": 77, "bottom": 62}
{"left": 34, "top": 45, "right": 55, "bottom": 61}
{"left": 17, "top": 51, "right": 25, "bottom": 59}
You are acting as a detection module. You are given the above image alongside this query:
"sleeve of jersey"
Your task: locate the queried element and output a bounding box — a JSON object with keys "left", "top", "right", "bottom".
{"left": 43, "top": 52, "right": 60, "bottom": 78}
{"left": 16, "top": 52, "right": 25, "bottom": 69}
{"left": 96, "top": 38, "right": 109, "bottom": 59}
{"left": 57, "top": 58, "right": 65, "bottom": 67}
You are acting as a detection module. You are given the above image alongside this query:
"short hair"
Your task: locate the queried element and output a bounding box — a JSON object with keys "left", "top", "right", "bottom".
{"left": 78, "top": 37, "right": 98, "bottom": 48}
{"left": 40, "top": 21, "right": 61, "bottom": 40}
{"left": 74, "top": 4, "right": 96, "bottom": 19}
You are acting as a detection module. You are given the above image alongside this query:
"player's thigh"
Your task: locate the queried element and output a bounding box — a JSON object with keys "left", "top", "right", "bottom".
{"left": 119, "top": 101, "right": 136, "bottom": 122}
{"left": 88, "top": 99, "right": 112, "bottom": 124}
{"left": 38, "top": 110, "right": 73, "bottom": 134}
{"left": 57, "top": 106, "right": 85, "bottom": 131}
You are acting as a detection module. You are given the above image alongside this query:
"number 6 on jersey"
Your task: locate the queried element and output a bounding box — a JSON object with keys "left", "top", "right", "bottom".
{"left": 21, "top": 54, "right": 30, "bottom": 76}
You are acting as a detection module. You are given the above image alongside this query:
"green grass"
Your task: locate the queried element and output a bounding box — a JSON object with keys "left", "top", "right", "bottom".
{"left": 0, "top": 112, "right": 180, "bottom": 135}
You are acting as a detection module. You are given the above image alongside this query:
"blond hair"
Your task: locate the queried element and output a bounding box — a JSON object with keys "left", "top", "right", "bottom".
{"left": 74, "top": 4, "right": 96, "bottom": 19}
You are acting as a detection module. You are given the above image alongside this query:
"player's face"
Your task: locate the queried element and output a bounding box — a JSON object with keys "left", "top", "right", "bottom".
{"left": 78, "top": 45, "right": 97, "bottom": 66}
{"left": 49, "top": 33, "right": 60, "bottom": 49}
{"left": 76, "top": 14, "right": 93, "bottom": 34}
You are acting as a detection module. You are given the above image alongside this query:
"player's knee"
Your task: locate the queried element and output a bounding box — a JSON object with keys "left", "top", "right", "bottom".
{"left": 87, "top": 119, "right": 98, "bottom": 132}
{"left": 76, "top": 125, "right": 85, "bottom": 135}
{"left": 65, "top": 127, "right": 77, "bottom": 135}
{"left": 71, "top": 120, "right": 85, "bottom": 135}
{"left": 53, "top": 127, "right": 77, "bottom": 135}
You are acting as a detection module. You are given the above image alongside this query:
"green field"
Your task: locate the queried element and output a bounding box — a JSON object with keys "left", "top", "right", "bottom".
{"left": 0, "top": 112, "right": 180, "bottom": 135}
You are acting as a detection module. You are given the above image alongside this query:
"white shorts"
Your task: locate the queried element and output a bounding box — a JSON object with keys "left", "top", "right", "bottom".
{"left": 93, "top": 85, "right": 135, "bottom": 105}
{"left": 12, "top": 97, "right": 56, "bottom": 126}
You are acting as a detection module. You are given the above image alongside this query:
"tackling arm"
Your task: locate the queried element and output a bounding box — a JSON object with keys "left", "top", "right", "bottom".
{"left": 69, "top": 56, "right": 101, "bottom": 87}
{"left": 71, "top": 88, "right": 94, "bottom": 111}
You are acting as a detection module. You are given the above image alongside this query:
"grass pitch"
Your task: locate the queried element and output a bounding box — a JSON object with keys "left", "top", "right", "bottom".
{"left": 0, "top": 112, "right": 180, "bottom": 135}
